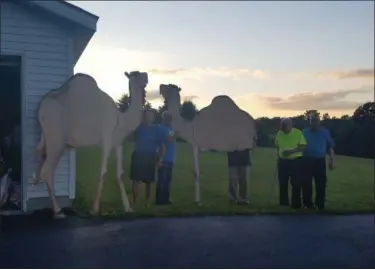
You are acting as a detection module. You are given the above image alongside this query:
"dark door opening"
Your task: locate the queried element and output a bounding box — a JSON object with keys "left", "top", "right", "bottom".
{"left": 0, "top": 55, "right": 22, "bottom": 212}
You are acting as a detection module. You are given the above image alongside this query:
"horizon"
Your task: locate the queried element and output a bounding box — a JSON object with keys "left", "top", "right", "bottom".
{"left": 70, "top": 1, "right": 374, "bottom": 118}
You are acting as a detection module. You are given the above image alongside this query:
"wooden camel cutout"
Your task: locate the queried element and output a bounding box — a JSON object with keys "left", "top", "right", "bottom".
{"left": 159, "top": 84, "right": 257, "bottom": 204}
{"left": 34, "top": 71, "right": 147, "bottom": 218}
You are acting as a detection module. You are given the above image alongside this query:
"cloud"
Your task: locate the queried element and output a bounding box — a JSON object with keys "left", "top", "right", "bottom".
{"left": 146, "top": 89, "right": 198, "bottom": 102}
{"left": 257, "top": 87, "right": 373, "bottom": 111}
{"left": 315, "top": 68, "right": 374, "bottom": 80}
{"left": 147, "top": 67, "right": 269, "bottom": 80}
{"left": 146, "top": 90, "right": 162, "bottom": 101}
{"left": 183, "top": 95, "right": 198, "bottom": 101}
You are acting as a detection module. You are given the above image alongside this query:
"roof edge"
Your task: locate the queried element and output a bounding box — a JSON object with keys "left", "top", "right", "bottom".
{"left": 29, "top": 0, "right": 98, "bottom": 31}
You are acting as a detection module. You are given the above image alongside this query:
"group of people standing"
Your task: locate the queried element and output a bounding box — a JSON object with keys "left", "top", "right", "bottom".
{"left": 130, "top": 109, "right": 335, "bottom": 211}
{"left": 130, "top": 109, "right": 175, "bottom": 208}
{"left": 275, "top": 114, "right": 335, "bottom": 210}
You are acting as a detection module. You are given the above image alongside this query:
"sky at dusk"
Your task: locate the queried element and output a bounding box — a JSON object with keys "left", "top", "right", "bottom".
{"left": 70, "top": 1, "right": 374, "bottom": 118}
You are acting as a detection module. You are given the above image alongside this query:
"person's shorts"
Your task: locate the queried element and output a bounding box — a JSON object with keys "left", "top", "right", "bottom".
{"left": 130, "top": 151, "right": 157, "bottom": 184}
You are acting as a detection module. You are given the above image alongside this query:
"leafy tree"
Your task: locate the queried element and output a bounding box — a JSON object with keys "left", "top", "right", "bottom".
{"left": 116, "top": 93, "right": 131, "bottom": 112}
{"left": 181, "top": 100, "right": 198, "bottom": 120}
{"left": 116, "top": 89, "right": 148, "bottom": 112}
{"left": 352, "top": 102, "right": 375, "bottom": 121}
{"left": 304, "top": 109, "right": 320, "bottom": 120}
{"left": 144, "top": 102, "right": 152, "bottom": 110}
{"left": 322, "top": 113, "right": 330, "bottom": 121}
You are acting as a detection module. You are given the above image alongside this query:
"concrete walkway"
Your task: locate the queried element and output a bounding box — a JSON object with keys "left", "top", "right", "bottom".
{"left": 1, "top": 214, "right": 374, "bottom": 268}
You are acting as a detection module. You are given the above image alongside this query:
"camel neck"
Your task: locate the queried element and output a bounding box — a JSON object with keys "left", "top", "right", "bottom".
{"left": 168, "top": 97, "right": 194, "bottom": 144}
{"left": 169, "top": 98, "right": 184, "bottom": 126}
{"left": 114, "top": 87, "right": 145, "bottom": 145}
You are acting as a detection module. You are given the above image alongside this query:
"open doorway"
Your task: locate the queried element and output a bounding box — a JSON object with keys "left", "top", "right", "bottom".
{"left": 0, "top": 55, "right": 22, "bottom": 212}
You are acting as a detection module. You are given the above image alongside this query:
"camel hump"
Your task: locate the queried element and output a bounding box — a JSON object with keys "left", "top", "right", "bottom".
{"left": 193, "top": 96, "right": 256, "bottom": 151}
{"left": 207, "top": 95, "right": 239, "bottom": 112}
{"left": 212, "top": 95, "right": 233, "bottom": 103}
{"left": 66, "top": 73, "right": 98, "bottom": 89}
{"left": 45, "top": 73, "right": 99, "bottom": 99}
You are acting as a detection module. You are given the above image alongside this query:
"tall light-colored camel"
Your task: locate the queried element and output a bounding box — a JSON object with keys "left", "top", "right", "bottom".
{"left": 159, "top": 84, "right": 257, "bottom": 204}
{"left": 34, "top": 71, "right": 147, "bottom": 218}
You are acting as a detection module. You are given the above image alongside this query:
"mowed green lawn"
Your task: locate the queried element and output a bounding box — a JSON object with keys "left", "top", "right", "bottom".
{"left": 74, "top": 142, "right": 374, "bottom": 217}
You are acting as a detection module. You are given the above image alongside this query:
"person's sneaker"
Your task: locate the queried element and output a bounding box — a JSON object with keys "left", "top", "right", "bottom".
{"left": 304, "top": 205, "right": 316, "bottom": 210}
{"left": 237, "top": 200, "right": 250, "bottom": 205}
{"left": 229, "top": 199, "right": 238, "bottom": 204}
{"left": 237, "top": 199, "right": 250, "bottom": 205}
{"left": 155, "top": 200, "right": 172, "bottom": 206}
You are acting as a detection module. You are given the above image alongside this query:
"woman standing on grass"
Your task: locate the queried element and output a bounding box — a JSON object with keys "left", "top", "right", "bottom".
{"left": 130, "top": 109, "right": 166, "bottom": 209}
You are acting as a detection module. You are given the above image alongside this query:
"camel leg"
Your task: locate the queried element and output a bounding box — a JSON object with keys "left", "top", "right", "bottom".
{"left": 91, "top": 143, "right": 111, "bottom": 215}
{"left": 33, "top": 153, "right": 46, "bottom": 184}
{"left": 193, "top": 147, "right": 201, "bottom": 206}
{"left": 40, "top": 147, "right": 65, "bottom": 219}
{"left": 115, "top": 146, "right": 132, "bottom": 213}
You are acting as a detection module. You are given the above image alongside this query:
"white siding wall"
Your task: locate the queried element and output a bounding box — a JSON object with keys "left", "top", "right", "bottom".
{"left": 0, "top": 2, "right": 73, "bottom": 200}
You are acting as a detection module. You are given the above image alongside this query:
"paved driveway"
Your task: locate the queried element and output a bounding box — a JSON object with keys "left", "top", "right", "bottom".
{"left": 1, "top": 214, "right": 374, "bottom": 268}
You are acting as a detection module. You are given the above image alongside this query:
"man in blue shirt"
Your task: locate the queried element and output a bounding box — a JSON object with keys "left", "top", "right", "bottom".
{"left": 302, "top": 113, "right": 335, "bottom": 210}
{"left": 156, "top": 111, "right": 176, "bottom": 205}
{"left": 130, "top": 109, "right": 166, "bottom": 208}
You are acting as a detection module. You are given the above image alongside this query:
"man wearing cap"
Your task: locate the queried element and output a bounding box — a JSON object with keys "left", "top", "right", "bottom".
{"left": 302, "top": 114, "right": 335, "bottom": 210}
{"left": 275, "top": 118, "right": 307, "bottom": 209}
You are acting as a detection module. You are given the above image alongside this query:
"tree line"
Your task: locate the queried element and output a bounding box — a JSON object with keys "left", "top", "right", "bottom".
{"left": 117, "top": 93, "right": 375, "bottom": 159}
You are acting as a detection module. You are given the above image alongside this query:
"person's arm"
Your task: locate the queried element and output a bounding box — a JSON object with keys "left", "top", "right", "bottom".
{"left": 274, "top": 132, "right": 280, "bottom": 160}
{"left": 252, "top": 133, "right": 258, "bottom": 149}
{"left": 326, "top": 129, "right": 335, "bottom": 169}
{"left": 157, "top": 143, "right": 166, "bottom": 168}
{"left": 284, "top": 132, "right": 307, "bottom": 156}
{"left": 166, "top": 129, "right": 175, "bottom": 142}
{"left": 294, "top": 131, "right": 307, "bottom": 152}
{"left": 156, "top": 126, "right": 167, "bottom": 166}
{"left": 127, "top": 125, "right": 140, "bottom": 142}
{"left": 158, "top": 143, "right": 166, "bottom": 160}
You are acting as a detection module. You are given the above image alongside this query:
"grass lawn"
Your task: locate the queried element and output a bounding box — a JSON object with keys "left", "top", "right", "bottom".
{"left": 74, "top": 142, "right": 374, "bottom": 218}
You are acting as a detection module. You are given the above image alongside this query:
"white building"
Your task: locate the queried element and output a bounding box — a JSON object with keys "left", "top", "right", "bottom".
{"left": 0, "top": 1, "right": 98, "bottom": 213}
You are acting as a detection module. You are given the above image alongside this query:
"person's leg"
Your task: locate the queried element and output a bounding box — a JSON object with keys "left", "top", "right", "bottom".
{"left": 290, "top": 158, "right": 302, "bottom": 209}
{"left": 314, "top": 158, "right": 327, "bottom": 210}
{"left": 145, "top": 183, "right": 152, "bottom": 208}
{"left": 131, "top": 180, "right": 139, "bottom": 207}
{"left": 129, "top": 151, "right": 139, "bottom": 207}
{"left": 302, "top": 157, "right": 314, "bottom": 208}
{"left": 238, "top": 166, "right": 249, "bottom": 204}
{"left": 164, "top": 163, "right": 173, "bottom": 204}
{"left": 155, "top": 165, "right": 166, "bottom": 204}
{"left": 278, "top": 160, "right": 289, "bottom": 206}
{"left": 144, "top": 153, "right": 157, "bottom": 208}
{"left": 228, "top": 167, "right": 239, "bottom": 202}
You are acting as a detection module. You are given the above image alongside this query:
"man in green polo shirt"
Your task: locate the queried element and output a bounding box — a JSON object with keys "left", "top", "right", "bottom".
{"left": 275, "top": 118, "right": 307, "bottom": 209}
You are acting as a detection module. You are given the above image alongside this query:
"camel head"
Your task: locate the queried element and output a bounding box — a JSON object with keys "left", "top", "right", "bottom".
{"left": 124, "top": 71, "right": 148, "bottom": 92}
{"left": 159, "top": 84, "right": 181, "bottom": 103}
